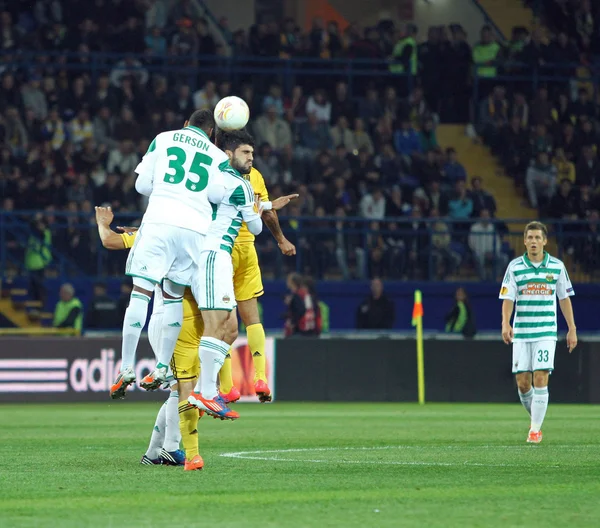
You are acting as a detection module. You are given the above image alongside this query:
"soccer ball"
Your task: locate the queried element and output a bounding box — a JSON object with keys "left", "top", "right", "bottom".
{"left": 214, "top": 96, "right": 250, "bottom": 131}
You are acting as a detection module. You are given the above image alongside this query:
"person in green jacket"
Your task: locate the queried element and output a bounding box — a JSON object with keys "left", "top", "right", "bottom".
{"left": 472, "top": 25, "right": 502, "bottom": 98}
{"left": 445, "top": 287, "right": 476, "bottom": 338}
{"left": 53, "top": 283, "right": 83, "bottom": 334}
{"left": 390, "top": 23, "right": 418, "bottom": 95}
{"left": 25, "top": 213, "right": 53, "bottom": 304}
{"left": 318, "top": 300, "right": 330, "bottom": 334}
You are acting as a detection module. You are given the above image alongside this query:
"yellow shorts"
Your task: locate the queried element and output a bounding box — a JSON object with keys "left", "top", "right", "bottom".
{"left": 231, "top": 243, "right": 264, "bottom": 302}
{"left": 170, "top": 290, "right": 204, "bottom": 381}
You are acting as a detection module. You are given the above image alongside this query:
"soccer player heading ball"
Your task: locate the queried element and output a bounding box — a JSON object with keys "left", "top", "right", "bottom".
{"left": 499, "top": 221, "right": 577, "bottom": 444}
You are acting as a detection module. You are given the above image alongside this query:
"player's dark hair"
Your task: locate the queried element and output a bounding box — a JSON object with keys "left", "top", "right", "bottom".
{"left": 524, "top": 221, "right": 548, "bottom": 239}
{"left": 187, "top": 109, "right": 215, "bottom": 134}
{"left": 288, "top": 273, "right": 304, "bottom": 289}
{"left": 216, "top": 129, "right": 255, "bottom": 152}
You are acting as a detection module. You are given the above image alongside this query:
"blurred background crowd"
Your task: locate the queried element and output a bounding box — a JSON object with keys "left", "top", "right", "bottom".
{"left": 2, "top": 0, "right": 600, "bottom": 310}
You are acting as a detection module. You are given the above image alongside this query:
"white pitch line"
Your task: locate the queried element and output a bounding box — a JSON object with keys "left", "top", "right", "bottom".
{"left": 219, "top": 445, "right": 600, "bottom": 468}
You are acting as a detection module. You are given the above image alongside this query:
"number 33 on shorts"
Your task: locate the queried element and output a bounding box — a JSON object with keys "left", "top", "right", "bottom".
{"left": 512, "top": 341, "right": 556, "bottom": 373}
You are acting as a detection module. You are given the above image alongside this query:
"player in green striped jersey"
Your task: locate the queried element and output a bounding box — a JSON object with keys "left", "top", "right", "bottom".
{"left": 499, "top": 221, "right": 577, "bottom": 444}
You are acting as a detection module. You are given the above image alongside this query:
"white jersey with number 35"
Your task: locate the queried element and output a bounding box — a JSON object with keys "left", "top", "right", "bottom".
{"left": 134, "top": 125, "right": 228, "bottom": 234}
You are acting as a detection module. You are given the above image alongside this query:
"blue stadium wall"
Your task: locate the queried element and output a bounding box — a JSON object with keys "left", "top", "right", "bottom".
{"left": 30, "top": 278, "right": 600, "bottom": 332}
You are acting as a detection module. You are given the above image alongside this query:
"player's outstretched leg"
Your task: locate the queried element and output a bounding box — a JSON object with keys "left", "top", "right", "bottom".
{"left": 159, "top": 389, "right": 185, "bottom": 465}
{"left": 247, "top": 323, "right": 272, "bottom": 403}
{"left": 188, "top": 337, "right": 239, "bottom": 420}
{"left": 111, "top": 283, "right": 153, "bottom": 399}
{"left": 141, "top": 283, "right": 184, "bottom": 391}
{"left": 219, "top": 349, "right": 241, "bottom": 403}
{"left": 141, "top": 399, "right": 167, "bottom": 465}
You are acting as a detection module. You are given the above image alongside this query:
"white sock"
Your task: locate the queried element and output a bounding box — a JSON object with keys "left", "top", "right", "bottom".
{"left": 518, "top": 388, "right": 534, "bottom": 416}
{"left": 194, "top": 337, "right": 229, "bottom": 399}
{"left": 530, "top": 386, "right": 549, "bottom": 432}
{"left": 156, "top": 299, "right": 183, "bottom": 368}
{"left": 162, "top": 390, "right": 181, "bottom": 452}
{"left": 121, "top": 292, "right": 151, "bottom": 370}
{"left": 145, "top": 401, "right": 166, "bottom": 460}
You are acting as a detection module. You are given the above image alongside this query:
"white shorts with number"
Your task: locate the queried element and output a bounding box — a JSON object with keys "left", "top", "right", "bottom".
{"left": 193, "top": 250, "right": 236, "bottom": 312}
{"left": 512, "top": 341, "right": 556, "bottom": 373}
{"left": 126, "top": 223, "right": 205, "bottom": 287}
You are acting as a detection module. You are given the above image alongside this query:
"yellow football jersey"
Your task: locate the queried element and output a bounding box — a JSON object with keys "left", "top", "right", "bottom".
{"left": 119, "top": 232, "right": 199, "bottom": 318}
{"left": 236, "top": 167, "right": 269, "bottom": 244}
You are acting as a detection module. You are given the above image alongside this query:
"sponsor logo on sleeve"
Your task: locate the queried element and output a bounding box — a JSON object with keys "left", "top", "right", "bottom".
{"left": 500, "top": 287, "right": 509, "bottom": 296}
{"left": 566, "top": 287, "right": 574, "bottom": 293}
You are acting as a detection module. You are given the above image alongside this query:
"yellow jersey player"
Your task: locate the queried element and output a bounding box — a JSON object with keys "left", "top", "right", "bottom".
{"left": 224, "top": 165, "right": 296, "bottom": 403}
{"left": 95, "top": 206, "right": 233, "bottom": 471}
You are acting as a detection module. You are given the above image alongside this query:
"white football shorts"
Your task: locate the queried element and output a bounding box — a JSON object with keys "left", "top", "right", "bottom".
{"left": 193, "top": 250, "right": 236, "bottom": 312}
{"left": 126, "top": 223, "right": 205, "bottom": 287}
{"left": 512, "top": 340, "right": 556, "bottom": 373}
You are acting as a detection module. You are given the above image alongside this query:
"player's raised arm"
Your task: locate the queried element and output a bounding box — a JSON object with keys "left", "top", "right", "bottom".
{"left": 95, "top": 206, "right": 126, "bottom": 250}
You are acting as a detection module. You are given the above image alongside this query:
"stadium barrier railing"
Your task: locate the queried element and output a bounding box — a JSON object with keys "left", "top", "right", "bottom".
{"left": 1, "top": 211, "right": 597, "bottom": 283}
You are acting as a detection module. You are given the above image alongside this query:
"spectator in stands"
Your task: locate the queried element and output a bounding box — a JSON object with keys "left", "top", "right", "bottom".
{"left": 570, "top": 88, "right": 595, "bottom": 122}
{"left": 353, "top": 118, "right": 374, "bottom": 154}
{"left": 355, "top": 278, "right": 395, "bottom": 330}
{"left": 419, "top": 118, "right": 438, "bottom": 152}
{"left": 306, "top": 89, "right": 331, "bottom": 124}
{"left": 360, "top": 187, "right": 386, "bottom": 220}
{"left": 193, "top": 80, "right": 218, "bottom": 110}
{"left": 414, "top": 149, "right": 442, "bottom": 188}
{"left": 469, "top": 177, "right": 497, "bottom": 217}
{"left": 560, "top": 123, "right": 580, "bottom": 162}
{"left": 284, "top": 85, "right": 307, "bottom": 122}
{"left": 442, "top": 147, "right": 467, "bottom": 186}
{"left": 358, "top": 87, "right": 383, "bottom": 128}
{"left": 330, "top": 115, "right": 356, "bottom": 152}
{"left": 0, "top": 73, "right": 22, "bottom": 111}
{"left": 576, "top": 185, "right": 598, "bottom": 219}
{"left": 553, "top": 147, "right": 576, "bottom": 183}
{"left": 520, "top": 28, "right": 548, "bottom": 68}
{"left": 4, "top": 106, "right": 28, "bottom": 156}
{"left": 330, "top": 81, "right": 355, "bottom": 125}
{"left": 262, "top": 84, "right": 284, "bottom": 117}
{"left": 170, "top": 84, "right": 193, "bottom": 121}
{"left": 472, "top": 26, "right": 502, "bottom": 98}
{"left": 254, "top": 105, "right": 292, "bottom": 153}
{"left": 25, "top": 212, "right": 52, "bottom": 303}
{"left": 444, "top": 287, "right": 476, "bottom": 338}
{"left": 394, "top": 118, "right": 421, "bottom": 162}
{"left": 284, "top": 273, "right": 321, "bottom": 337}
{"left": 87, "top": 282, "right": 120, "bottom": 329}
{"left": 107, "top": 139, "right": 137, "bottom": 176}
{"left": 580, "top": 209, "right": 600, "bottom": 273}
{"left": 430, "top": 208, "right": 460, "bottom": 279}
{"left": 478, "top": 85, "right": 508, "bottom": 149}
{"left": 296, "top": 112, "right": 332, "bottom": 158}
{"left": 405, "top": 206, "right": 431, "bottom": 279}
{"left": 526, "top": 151, "right": 558, "bottom": 209}
{"left": 530, "top": 86, "right": 552, "bottom": 127}
{"left": 578, "top": 118, "right": 598, "bottom": 151}
{"left": 253, "top": 143, "right": 281, "bottom": 186}
{"left": 53, "top": 283, "right": 83, "bottom": 333}
{"left": 500, "top": 115, "right": 530, "bottom": 184}
{"left": 531, "top": 123, "right": 553, "bottom": 158}
{"left": 468, "top": 208, "right": 505, "bottom": 280}
{"left": 386, "top": 186, "right": 411, "bottom": 217}
{"left": 509, "top": 92, "right": 529, "bottom": 129}
{"left": 575, "top": 145, "right": 600, "bottom": 187}
{"left": 109, "top": 55, "right": 149, "bottom": 88}
{"left": 21, "top": 75, "right": 47, "bottom": 121}
{"left": 70, "top": 108, "right": 94, "bottom": 148}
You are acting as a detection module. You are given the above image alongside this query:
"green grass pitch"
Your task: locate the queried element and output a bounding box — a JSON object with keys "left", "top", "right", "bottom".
{"left": 1, "top": 402, "right": 599, "bottom": 527}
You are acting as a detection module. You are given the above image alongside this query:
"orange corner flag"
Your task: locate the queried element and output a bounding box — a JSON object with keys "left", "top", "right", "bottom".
{"left": 412, "top": 290, "right": 423, "bottom": 326}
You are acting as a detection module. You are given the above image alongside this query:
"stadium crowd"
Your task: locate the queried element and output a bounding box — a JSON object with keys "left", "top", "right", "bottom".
{"left": 1, "top": 0, "right": 600, "bottom": 282}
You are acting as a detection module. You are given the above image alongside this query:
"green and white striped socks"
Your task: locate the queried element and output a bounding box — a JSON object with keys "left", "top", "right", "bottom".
{"left": 196, "top": 337, "right": 229, "bottom": 399}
